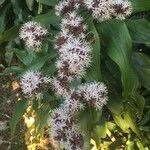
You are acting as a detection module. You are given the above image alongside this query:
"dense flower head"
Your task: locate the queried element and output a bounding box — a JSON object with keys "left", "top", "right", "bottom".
{"left": 19, "top": 21, "right": 48, "bottom": 51}
{"left": 62, "top": 91, "right": 85, "bottom": 114}
{"left": 79, "top": 82, "right": 108, "bottom": 110}
{"left": 111, "top": 0, "right": 132, "bottom": 20}
{"left": 83, "top": 0, "right": 112, "bottom": 21}
{"left": 50, "top": 76, "right": 71, "bottom": 97}
{"left": 55, "top": 0, "right": 81, "bottom": 16}
{"left": 61, "top": 11, "right": 86, "bottom": 37}
{"left": 56, "top": 36, "right": 91, "bottom": 80}
{"left": 20, "top": 70, "right": 50, "bottom": 99}
{"left": 50, "top": 107, "right": 84, "bottom": 150}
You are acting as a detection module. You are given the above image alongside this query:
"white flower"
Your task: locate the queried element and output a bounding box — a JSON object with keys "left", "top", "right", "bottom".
{"left": 83, "top": 0, "right": 112, "bottom": 21}
{"left": 50, "top": 76, "right": 71, "bottom": 97}
{"left": 65, "top": 127, "right": 84, "bottom": 150}
{"left": 62, "top": 91, "right": 85, "bottom": 114}
{"left": 20, "top": 70, "right": 50, "bottom": 99}
{"left": 56, "top": 36, "right": 91, "bottom": 80}
{"left": 55, "top": 0, "right": 80, "bottom": 16}
{"left": 19, "top": 21, "right": 48, "bottom": 51}
{"left": 79, "top": 82, "right": 108, "bottom": 110}
{"left": 60, "top": 11, "right": 86, "bottom": 37}
{"left": 111, "top": 0, "right": 132, "bottom": 20}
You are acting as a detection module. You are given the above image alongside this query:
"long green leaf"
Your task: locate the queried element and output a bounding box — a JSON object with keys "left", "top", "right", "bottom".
{"left": 131, "top": 0, "right": 150, "bottom": 13}
{"left": 10, "top": 100, "right": 28, "bottom": 134}
{"left": 132, "top": 52, "right": 150, "bottom": 90}
{"left": 0, "top": 25, "right": 20, "bottom": 44}
{"left": 126, "top": 19, "right": 150, "bottom": 44}
{"left": 86, "top": 19, "right": 102, "bottom": 81}
{"left": 96, "top": 20, "right": 139, "bottom": 97}
{"left": 13, "top": 49, "right": 34, "bottom": 65}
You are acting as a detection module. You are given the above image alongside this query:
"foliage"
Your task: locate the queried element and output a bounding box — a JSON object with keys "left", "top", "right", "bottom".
{"left": 0, "top": 0, "right": 150, "bottom": 149}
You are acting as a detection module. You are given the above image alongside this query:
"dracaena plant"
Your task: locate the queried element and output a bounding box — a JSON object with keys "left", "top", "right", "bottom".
{"left": 1, "top": 0, "right": 149, "bottom": 149}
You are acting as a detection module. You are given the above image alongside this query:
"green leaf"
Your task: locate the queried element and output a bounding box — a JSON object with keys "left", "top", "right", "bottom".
{"left": 41, "top": 62, "right": 57, "bottom": 76}
{"left": 86, "top": 19, "right": 102, "bottom": 81}
{"left": 112, "top": 113, "right": 129, "bottom": 132}
{"left": 13, "top": 49, "right": 34, "bottom": 65}
{"left": 133, "top": 93, "right": 145, "bottom": 116}
{"left": 107, "top": 95, "right": 124, "bottom": 114}
{"left": 25, "top": 50, "right": 57, "bottom": 72}
{"left": 33, "top": 10, "right": 61, "bottom": 27}
{"left": 97, "top": 20, "right": 139, "bottom": 97}
{"left": 3, "top": 66, "right": 23, "bottom": 75}
{"left": 0, "top": 4, "right": 11, "bottom": 34}
{"left": 0, "top": 25, "right": 21, "bottom": 44}
{"left": 38, "top": 0, "right": 59, "bottom": 6}
{"left": 10, "top": 100, "right": 28, "bottom": 134}
{"left": 132, "top": 52, "right": 150, "bottom": 90}
{"left": 123, "top": 109, "right": 140, "bottom": 136}
{"left": 35, "top": 105, "right": 50, "bottom": 134}
{"left": 0, "top": 0, "right": 5, "bottom": 5}
{"left": 126, "top": 19, "right": 150, "bottom": 44}
{"left": 131, "top": 0, "right": 150, "bottom": 13}
{"left": 26, "top": 0, "right": 34, "bottom": 11}
{"left": 93, "top": 116, "right": 106, "bottom": 146}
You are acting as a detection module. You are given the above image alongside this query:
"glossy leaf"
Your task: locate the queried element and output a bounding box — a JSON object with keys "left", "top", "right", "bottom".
{"left": 96, "top": 20, "right": 139, "bottom": 97}
{"left": 132, "top": 52, "right": 150, "bottom": 90}
{"left": 86, "top": 19, "right": 102, "bottom": 81}
{"left": 126, "top": 19, "right": 150, "bottom": 44}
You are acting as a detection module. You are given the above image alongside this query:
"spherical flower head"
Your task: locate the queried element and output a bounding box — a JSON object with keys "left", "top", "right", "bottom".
{"left": 61, "top": 11, "right": 86, "bottom": 37}
{"left": 50, "top": 76, "right": 71, "bottom": 97}
{"left": 55, "top": 0, "right": 80, "bottom": 16}
{"left": 20, "top": 70, "right": 50, "bottom": 99}
{"left": 79, "top": 82, "right": 108, "bottom": 110}
{"left": 56, "top": 36, "right": 92, "bottom": 80}
{"left": 62, "top": 90, "right": 85, "bottom": 114}
{"left": 84, "top": 0, "right": 112, "bottom": 21}
{"left": 50, "top": 107, "right": 76, "bottom": 143}
{"left": 19, "top": 21, "right": 48, "bottom": 51}
{"left": 54, "top": 29, "right": 70, "bottom": 49}
{"left": 111, "top": 0, "right": 132, "bottom": 20}
{"left": 65, "top": 127, "right": 84, "bottom": 150}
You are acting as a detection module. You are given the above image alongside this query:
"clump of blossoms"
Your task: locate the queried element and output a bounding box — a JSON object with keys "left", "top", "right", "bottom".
{"left": 20, "top": 70, "right": 50, "bottom": 99}
{"left": 111, "top": 0, "right": 132, "bottom": 20}
{"left": 83, "top": 0, "right": 132, "bottom": 21}
{"left": 19, "top": 21, "right": 48, "bottom": 51}
{"left": 49, "top": 0, "right": 109, "bottom": 149}
{"left": 18, "top": 0, "right": 133, "bottom": 149}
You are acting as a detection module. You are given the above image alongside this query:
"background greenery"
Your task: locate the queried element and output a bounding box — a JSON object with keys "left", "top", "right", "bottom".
{"left": 0, "top": 0, "right": 150, "bottom": 149}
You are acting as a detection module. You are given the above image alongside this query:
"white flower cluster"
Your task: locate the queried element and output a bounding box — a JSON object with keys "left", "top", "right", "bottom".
{"left": 61, "top": 11, "right": 87, "bottom": 37}
{"left": 20, "top": 70, "right": 50, "bottom": 99}
{"left": 50, "top": 0, "right": 109, "bottom": 149}
{"left": 83, "top": 0, "right": 132, "bottom": 21}
{"left": 19, "top": 21, "right": 48, "bottom": 51}
{"left": 50, "top": 76, "right": 71, "bottom": 98}
{"left": 79, "top": 82, "right": 108, "bottom": 110}
{"left": 50, "top": 107, "right": 84, "bottom": 150}
{"left": 55, "top": 0, "right": 81, "bottom": 16}
{"left": 111, "top": 0, "right": 132, "bottom": 20}
{"left": 56, "top": 36, "right": 91, "bottom": 81}
{"left": 50, "top": 82, "right": 108, "bottom": 149}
